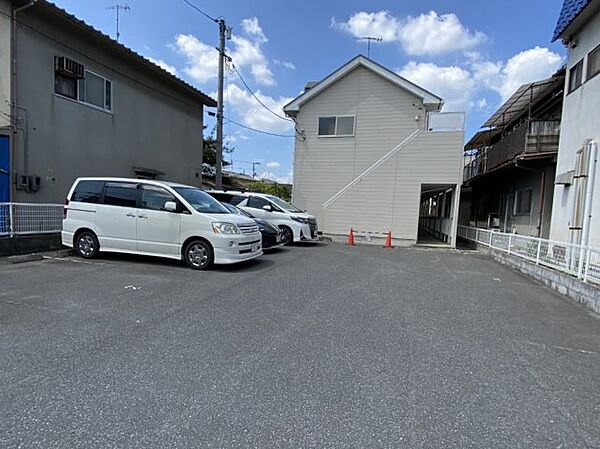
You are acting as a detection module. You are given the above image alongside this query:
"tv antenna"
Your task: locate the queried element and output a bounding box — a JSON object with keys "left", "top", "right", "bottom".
{"left": 107, "top": 4, "right": 131, "bottom": 42}
{"left": 355, "top": 36, "right": 382, "bottom": 58}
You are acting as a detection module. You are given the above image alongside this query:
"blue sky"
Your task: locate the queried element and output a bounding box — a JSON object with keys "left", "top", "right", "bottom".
{"left": 53, "top": 0, "right": 566, "bottom": 183}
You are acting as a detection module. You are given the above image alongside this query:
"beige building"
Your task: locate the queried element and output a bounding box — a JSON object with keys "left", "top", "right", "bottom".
{"left": 283, "top": 56, "right": 465, "bottom": 247}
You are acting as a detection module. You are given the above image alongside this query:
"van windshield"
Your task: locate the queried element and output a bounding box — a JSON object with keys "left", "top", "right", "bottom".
{"left": 265, "top": 195, "right": 303, "bottom": 213}
{"left": 173, "top": 187, "right": 229, "bottom": 214}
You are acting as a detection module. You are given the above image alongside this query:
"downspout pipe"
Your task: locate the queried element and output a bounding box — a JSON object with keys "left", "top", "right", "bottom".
{"left": 580, "top": 140, "right": 597, "bottom": 249}
{"left": 10, "top": 0, "right": 37, "bottom": 200}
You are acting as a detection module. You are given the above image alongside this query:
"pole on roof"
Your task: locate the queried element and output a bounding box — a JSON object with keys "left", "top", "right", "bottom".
{"left": 107, "top": 5, "right": 130, "bottom": 42}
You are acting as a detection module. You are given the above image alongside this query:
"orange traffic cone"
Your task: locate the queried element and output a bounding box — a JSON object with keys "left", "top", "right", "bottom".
{"left": 347, "top": 228, "right": 355, "bottom": 246}
{"left": 384, "top": 231, "right": 392, "bottom": 248}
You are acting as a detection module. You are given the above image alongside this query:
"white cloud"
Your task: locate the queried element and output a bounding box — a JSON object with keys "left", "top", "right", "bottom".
{"left": 332, "top": 11, "right": 401, "bottom": 42}
{"left": 174, "top": 34, "right": 218, "bottom": 83}
{"left": 398, "top": 62, "right": 475, "bottom": 111}
{"left": 218, "top": 83, "right": 294, "bottom": 133}
{"left": 397, "top": 46, "right": 563, "bottom": 113}
{"left": 146, "top": 57, "right": 178, "bottom": 76}
{"left": 241, "top": 17, "right": 267, "bottom": 43}
{"left": 273, "top": 59, "right": 296, "bottom": 70}
{"left": 259, "top": 170, "right": 293, "bottom": 184}
{"left": 472, "top": 47, "right": 564, "bottom": 101}
{"left": 175, "top": 17, "right": 275, "bottom": 86}
{"left": 333, "top": 10, "right": 486, "bottom": 56}
{"left": 266, "top": 161, "right": 281, "bottom": 168}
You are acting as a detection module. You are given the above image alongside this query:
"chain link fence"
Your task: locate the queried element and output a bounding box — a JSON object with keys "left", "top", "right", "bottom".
{"left": 0, "top": 203, "right": 63, "bottom": 237}
{"left": 458, "top": 225, "right": 600, "bottom": 286}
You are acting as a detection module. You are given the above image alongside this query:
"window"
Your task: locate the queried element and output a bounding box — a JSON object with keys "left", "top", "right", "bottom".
{"left": 587, "top": 44, "right": 600, "bottom": 80}
{"left": 140, "top": 185, "right": 175, "bottom": 211}
{"left": 103, "top": 182, "right": 139, "bottom": 207}
{"left": 55, "top": 64, "right": 112, "bottom": 111}
{"left": 78, "top": 71, "right": 112, "bottom": 111}
{"left": 71, "top": 180, "right": 105, "bottom": 203}
{"left": 514, "top": 189, "right": 533, "bottom": 215}
{"left": 247, "top": 196, "right": 271, "bottom": 210}
{"left": 318, "top": 117, "right": 336, "bottom": 136}
{"left": 172, "top": 187, "right": 229, "bottom": 214}
{"left": 318, "top": 116, "right": 355, "bottom": 136}
{"left": 54, "top": 73, "right": 78, "bottom": 100}
{"left": 568, "top": 60, "right": 583, "bottom": 93}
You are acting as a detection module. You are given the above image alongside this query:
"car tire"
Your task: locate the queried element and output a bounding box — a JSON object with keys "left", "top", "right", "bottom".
{"left": 184, "top": 239, "right": 214, "bottom": 270}
{"left": 75, "top": 230, "right": 99, "bottom": 259}
{"left": 280, "top": 226, "right": 294, "bottom": 246}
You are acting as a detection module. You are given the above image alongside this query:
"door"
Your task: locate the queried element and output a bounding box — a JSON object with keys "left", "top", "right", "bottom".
{"left": 96, "top": 181, "right": 139, "bottom": 251}
{"left": 0, "top": 135, "right": 9, "bottom": 202}
{"left": 137, "top": 184, "right": 181, "bottom": 256}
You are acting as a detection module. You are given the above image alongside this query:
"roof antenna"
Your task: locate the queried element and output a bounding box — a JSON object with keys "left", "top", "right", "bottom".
{"left": 355, "top": 36, "right": 382, "bottom": 58}
{"left": 107, "top": 4, "right": 131, "bottom": 42}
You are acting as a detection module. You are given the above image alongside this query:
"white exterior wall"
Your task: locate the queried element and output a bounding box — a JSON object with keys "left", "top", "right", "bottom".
{"left": 292, "top": 66, "right": 464, "bottom": 245}
{"left": 0, "top": 0, "right": 11, "bottom": 130}
{"left": 550, "top": 9, "right": 600, "bottom": 248}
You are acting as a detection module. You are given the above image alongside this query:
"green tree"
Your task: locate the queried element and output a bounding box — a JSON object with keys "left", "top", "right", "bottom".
{"left": 203, "top": 136, "right": 234, "bottom": 174}
{"left": 248, "top": 181, "right": 292, "bottom": 201}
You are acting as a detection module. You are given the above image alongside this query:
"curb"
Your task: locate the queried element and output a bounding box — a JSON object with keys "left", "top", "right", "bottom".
{"left": 1, "top": 248, "right": 76, "bottom": 265}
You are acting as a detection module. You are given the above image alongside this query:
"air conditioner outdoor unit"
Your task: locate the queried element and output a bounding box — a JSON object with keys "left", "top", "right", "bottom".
{"left": 54, "top": 56, "right": 84, "bottom": 79}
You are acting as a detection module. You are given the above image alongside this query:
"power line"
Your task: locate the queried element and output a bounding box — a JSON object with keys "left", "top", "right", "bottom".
{"left": 231, "top": 64, "right": 292, "bottom": 123}
{"left": 225, "top": 119, "right": 294, "bottom": 138}
{"left": 231, "top": 63, "right": 305, "bottom": 140}
{"left": 181, "top": 0, "right": 217, "bottom": 23}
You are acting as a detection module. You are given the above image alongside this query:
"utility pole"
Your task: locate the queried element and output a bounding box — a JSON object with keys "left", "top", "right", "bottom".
{"left": 215, "top": 18, "right": 231, "bottom": 190}
{"left": 107, "top": 4, "right": 130, "bottom": 42}
{"left": 355, "top": 36, "right": 382, "bottom": 58}
{"left": 252, "top": 161, "right": 261, "bottom": 179}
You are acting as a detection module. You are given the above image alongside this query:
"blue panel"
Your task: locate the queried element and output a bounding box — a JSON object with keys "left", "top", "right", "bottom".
{"left": 0, "top": 135, "right": 9, "bottom": 203}
{"left": 552, "top": 0, "right": 592, "bottom": 41}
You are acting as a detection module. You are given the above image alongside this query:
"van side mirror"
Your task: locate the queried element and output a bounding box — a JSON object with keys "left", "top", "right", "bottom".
{"left": 164, "top": 201, "right": 177, "bottom": 212}
{"left": 262, "top": 204, "right": 272, "bottom": 212}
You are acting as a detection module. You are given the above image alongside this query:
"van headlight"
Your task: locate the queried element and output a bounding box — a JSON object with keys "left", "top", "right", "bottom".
{"left": 291, "top": 216, "right": 308, "bottom": 224}
{"left": 212, "top": 222, "right": 241, "bottom": 234}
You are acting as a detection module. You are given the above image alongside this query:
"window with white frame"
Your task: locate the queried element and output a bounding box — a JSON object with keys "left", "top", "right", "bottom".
{"left": 55, "top": 65, "right": 112, "bottom": 112}
{"left": 514, "top": 188, "right": 533, "bottom": 215}
{"left": 587, "top": 44, "right": 600, "bottom": 81}
{"left": 318, "top": 116, "right": 355, "bottom": 136}
{"left": 78, "top": 71, "right": 112, "bottom": 111}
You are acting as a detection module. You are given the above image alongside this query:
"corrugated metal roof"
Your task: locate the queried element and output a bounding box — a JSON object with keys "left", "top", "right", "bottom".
{"left": 552, "top": 0, "right": 592, "bottom": 41}
{"left": 29, "top": 0, "right": 216, "bottom": 107}
{"left": 482, "top": 75, "right": 561, "bottom": 128}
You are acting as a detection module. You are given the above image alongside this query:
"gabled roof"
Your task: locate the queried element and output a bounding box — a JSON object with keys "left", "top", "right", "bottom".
{"left": 21, "top": 0, "right": 216, "bottom": 107}
{"left": 283, "top": 55, "right": 443, "bottom": 116}
{"left": 552, "top": 0, "right": 594, "bottom": 41}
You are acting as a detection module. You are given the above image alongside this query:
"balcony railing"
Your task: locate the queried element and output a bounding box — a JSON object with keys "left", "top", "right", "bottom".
{"left": 464, "top": 119, "right": 560, "bottom": 182}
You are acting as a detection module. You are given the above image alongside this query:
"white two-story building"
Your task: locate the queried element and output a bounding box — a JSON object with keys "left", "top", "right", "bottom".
{"left": 550, "top": 0, "right": 600, "bottom": 248}
{"left": 283, "top": 56, "right": 465, "bottom": 247}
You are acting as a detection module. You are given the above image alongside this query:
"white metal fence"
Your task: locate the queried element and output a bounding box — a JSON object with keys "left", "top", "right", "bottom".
{"left": 458, "top": 225, "right": 600, "bottom": 286}
{"left": 0, "top": 203, "right": 63, "bottom": 237}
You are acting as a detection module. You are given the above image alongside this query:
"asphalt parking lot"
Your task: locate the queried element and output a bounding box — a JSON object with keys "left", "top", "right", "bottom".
{"left": 1, "top": 243, "right": 600, "bottom": 448}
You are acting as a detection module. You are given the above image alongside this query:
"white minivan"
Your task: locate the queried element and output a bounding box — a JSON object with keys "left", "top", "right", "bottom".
{"left": 208, "top": 191, "right": 318, "bottom": 245}
{"left": 62, "top": 178, "right": 263, "bottom": 270}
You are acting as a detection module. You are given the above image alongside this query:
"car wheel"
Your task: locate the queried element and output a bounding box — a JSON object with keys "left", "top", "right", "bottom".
{"left": 75, "top": 230, "right": 99, "bottom": 259}
{"left": 184, "top": 240, "right": 214, "bottom": 270}
{"left": 280, "top": 226, "right": 294, "bottom": 245}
